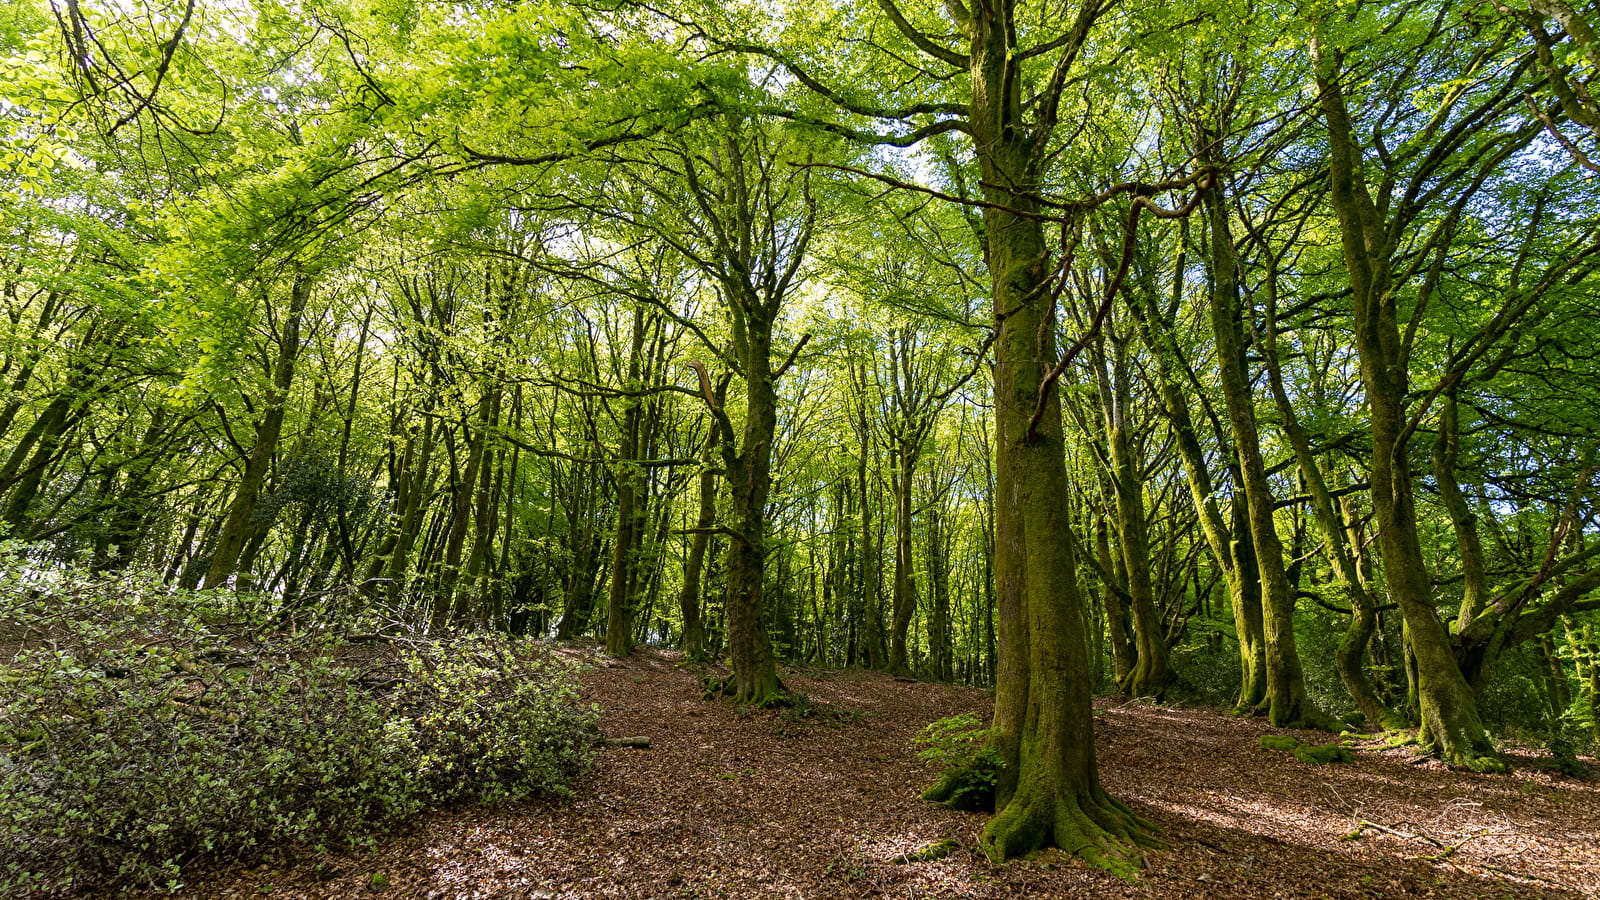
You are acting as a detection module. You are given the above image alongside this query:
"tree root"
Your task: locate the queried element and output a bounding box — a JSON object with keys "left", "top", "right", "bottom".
{"left": 701, "top": 674, "right": 793, "bottom": 708}
{"left": 1263, "top": 700, "right": 1343, "bottom": 733}
{"left": 980, "top": 786, "right": 1162, "bottom": 878}
{"left": 1414, "top": 723, "right": 1508, "bottom": 773}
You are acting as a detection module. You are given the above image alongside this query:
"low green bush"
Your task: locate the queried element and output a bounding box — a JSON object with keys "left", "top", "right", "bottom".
{"left": 0, "top": 549, "right": 596, "bottom": 897}
{"left": 914, "top": 713, "right": 1002, "bottom": 811}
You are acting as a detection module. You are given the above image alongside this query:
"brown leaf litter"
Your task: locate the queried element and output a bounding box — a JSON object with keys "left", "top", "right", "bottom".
{"left": 141, "top": 647, "right": 1599, "bottom": 899}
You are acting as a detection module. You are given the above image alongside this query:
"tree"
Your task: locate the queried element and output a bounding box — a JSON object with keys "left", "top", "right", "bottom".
{"left": 799, "top": 0, "right": 1174, "bottom": 866}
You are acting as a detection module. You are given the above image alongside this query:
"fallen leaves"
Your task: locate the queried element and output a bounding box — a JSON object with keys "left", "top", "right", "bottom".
{"left": 141, "top": 647, "right": 1599, "bottom": 899}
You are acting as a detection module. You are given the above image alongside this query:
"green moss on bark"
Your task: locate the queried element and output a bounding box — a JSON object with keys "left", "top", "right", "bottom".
{"left": 1292, "top": 743, "right": 1353, "bottom": 765}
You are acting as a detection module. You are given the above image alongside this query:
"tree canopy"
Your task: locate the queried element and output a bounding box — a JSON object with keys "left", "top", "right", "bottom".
{"left": 3, "top": 0, "right": 1600, "bottom": 875}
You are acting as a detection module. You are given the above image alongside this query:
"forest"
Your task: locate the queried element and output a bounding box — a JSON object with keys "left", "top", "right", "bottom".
{"left": 2, "top": 0, "right": 1600, "bottom": 895}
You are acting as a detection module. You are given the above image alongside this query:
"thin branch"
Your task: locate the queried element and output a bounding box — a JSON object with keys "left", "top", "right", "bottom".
{"left": 876, "top": 0, "right": 969, "bottom": 67}
{"left": 1026, "top": 177, "right": 1211, "bottom": 440}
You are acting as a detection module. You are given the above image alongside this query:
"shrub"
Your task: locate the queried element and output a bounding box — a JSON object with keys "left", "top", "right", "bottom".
{"left": 0, "top": 549, "right": 596, "bottom": 897}
{"left": 914, "top": 714, "right": 1002, "bottom": 811}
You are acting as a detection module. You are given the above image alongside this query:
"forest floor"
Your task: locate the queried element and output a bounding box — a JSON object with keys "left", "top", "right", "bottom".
{"left": 165, "top": 646, "right": 1599, "bottom": 900}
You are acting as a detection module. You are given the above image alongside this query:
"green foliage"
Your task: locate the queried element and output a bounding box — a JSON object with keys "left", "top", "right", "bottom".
{"left": 0, "top": 551, "right": 597, "bottom": 897}
{"left": 914, "top": 714, "right": 1002, "bottom": 811}
{"left": 1166, "top": 631, "right": 1242, "bottom": 708}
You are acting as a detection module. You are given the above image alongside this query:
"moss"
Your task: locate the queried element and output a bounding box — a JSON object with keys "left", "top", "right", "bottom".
{"left": 1259, "top": 734, "right": 1353, "bottom": 764}
{"left": 1467, "top": 755, "right": 1508, "bottom": 774}
{"left": 894, "top": 839, "right": 960, "bottom": 863}
{"left": 1292, "top": 742, "right": 1354, "bottom": 765}
{"left": 922, "top": 765, "right": 997, "bottom": 812}
{"left": 1381, "top": 729, "right": 1418, "bottom": 749}
{"left": 701, "top": 675, "right": 729, "bottom": 701}
{"left": 978, "top": 787, "right": 1158, "bottom": 879}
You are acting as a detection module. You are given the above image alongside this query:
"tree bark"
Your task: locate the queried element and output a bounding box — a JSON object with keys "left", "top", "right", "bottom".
{"left": 1093, "top": 327, "right": 1174, "bottom": 698}
{"left": 605, "top": 305, "right": 650, "bottom": 657}
{"left": 204, "top": 272, "right": 313, "bottom": 590}
{"left": 1200, "top": 170, "right": 1330, "bottom": 730}
{"left": 922, "top": 1, "right": 1155, "bottom": 868}
{"left": 1312, "top": 36, "right": 1501, "bottom": 768}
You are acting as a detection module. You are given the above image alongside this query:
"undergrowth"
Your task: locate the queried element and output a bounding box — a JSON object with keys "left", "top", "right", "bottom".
{"left": 0, "top": 545, "right": 597, "bottom": 897}
{"left": 914, "top": 713, "right": 1002, "bottom": 811}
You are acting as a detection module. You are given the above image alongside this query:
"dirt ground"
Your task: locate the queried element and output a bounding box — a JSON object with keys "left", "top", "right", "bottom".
{"left": 164, "top": 647, "right": 1600, "bottom": 899}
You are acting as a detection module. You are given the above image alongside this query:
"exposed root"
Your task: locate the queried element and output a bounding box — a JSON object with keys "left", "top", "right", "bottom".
{"left": 980, "top": 787, "right": 1162, "bottom": 879}
{"left": 1416, "top": 722, "right": 1507, "bottom": 773}
{"left": 701, "top": 673, "right": 790, "bottom": 708}
{"left": 1380, "top": 728, "right": 1418, "bottom": 749}
{"left": 1264, "top": 700, "right": 1342, "bottom": 733}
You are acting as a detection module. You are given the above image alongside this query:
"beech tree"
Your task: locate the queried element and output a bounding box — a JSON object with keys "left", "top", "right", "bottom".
{"left": 10, "top": 0, "right": 1600, "bottom": 876}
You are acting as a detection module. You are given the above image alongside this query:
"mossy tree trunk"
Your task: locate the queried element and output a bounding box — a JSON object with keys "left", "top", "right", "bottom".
{"left": 1227, "top": 495, "right": 1270, "bottom": 712}
{"left": 925, "top": 490, "right": 955, "bottom": 682}
{"left": 1125, "top": 250, "right": 1266, "bottom": 712}
{"left": 667, "top": 122, "right": 815, "bottom": 705}
{"left": 1090, "top": 324, "right": 1173, "bottom": 698}
{"left": 1200, "top": 168, "right": 1331, "bottom": 730}
{"left": 719, "top": 304, "right": 784, "bottom": 703}
{"left": 1252, "top": 237, "right": 1408, "bottom": 731}
{"left": 678, "top": 377, "right": 726, "bottom": 660}
{"left": 605, "top": 305, "right": 650, "bottom": 658}
{"left": 918, "top": 0, "right": 1156, "bottom": 867}
{"left": 850, "top": 382, "right": 889, "bottom": 669}
{"left": 1095, "top": 518, "right": 1136, "bottom": 689}
{"left": 204, "top": 271, "right": 313, "bottom": 590}
{"left": 1433, "top": 393, "right": 1490, "bottom": 638}
{"left": 887, "top": 446, "right": 920, "bottom": 676}
{"left": 1312, "top": 35, "right": 1500, "bottom": 768}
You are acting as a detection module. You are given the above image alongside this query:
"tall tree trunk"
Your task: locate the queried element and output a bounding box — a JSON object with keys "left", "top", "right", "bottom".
{"left": 1096, "top": 517, "right": 1136, "bottom": 689}
{"left": 204, "top": 273, "right": 313, "bottom": 590}
{"left": 1432, "top": 393, "right": 1491, "bottom": 638}
{"left": 1095, "top": 329, "right": 1174, "bottom": 698}
{"left": 1312, "top": 36, "right": 1500, "bottom": 768}
{"left": 1254, "top": 245, "right": 1406, "bottom": 730}
{"left": 1201, "top": 171, "right": 1330, "bottom": 730}
{"left": 888, "top": 448, "right": 919, "bottom": 675}
{"left": 679, "top": 411, "right": 719, "bottom": 658}
{"left": 925, "top": 487, "right": 954, "bottom": 682}
{"left": 1126, "top": 255, "right": 1266, "bottom": 711}
{"left": 720, "top": 313, "right": 783, "bottom": 703}
{"left": 605, "top": 306, "right": 649, "bottom": 657}
{"left": 924, "top": 5, "right": 1154, "bottom": 866}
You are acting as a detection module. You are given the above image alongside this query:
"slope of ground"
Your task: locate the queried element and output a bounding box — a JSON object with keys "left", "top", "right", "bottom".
{"left": 163, "top": 647, "right": 1598, "bottom": 899}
